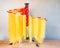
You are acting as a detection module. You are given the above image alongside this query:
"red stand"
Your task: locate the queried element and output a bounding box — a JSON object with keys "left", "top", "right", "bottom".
{"left": 24, "top": 3, "right": 29, "bottom": 26}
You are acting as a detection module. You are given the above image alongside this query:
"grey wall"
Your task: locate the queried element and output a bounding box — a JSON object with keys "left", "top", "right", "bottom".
{"left": 0, "top": 0, "right": 60, "bottom": 40}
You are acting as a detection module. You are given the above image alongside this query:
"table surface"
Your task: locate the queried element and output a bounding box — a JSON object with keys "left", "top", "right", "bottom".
{"left": 0, "top": 40, "right": 60, "bottom": 48}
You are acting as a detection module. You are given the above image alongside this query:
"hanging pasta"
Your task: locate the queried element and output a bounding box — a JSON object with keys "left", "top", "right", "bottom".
{"left": 37, "top": 18, "right": 46, "bottom": 43}
{"left": 8, "top": 12, "right": 16, "bottom": 44}
{"left": 28, "top": 16, "right": 32, "bottom": 43}
{"left": 32, "top": 17, "right": 39, "bottom": 41}
{"left": 23, "top": 15, "right": 26, "bottom": 40}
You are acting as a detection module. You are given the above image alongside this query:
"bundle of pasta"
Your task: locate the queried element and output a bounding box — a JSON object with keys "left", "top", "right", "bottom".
{"left": 28, "top": 16, "right": 32, "bottom": 43}
{"left": 37, "top": 18, "right": 46, "bottom": 43}
{"left": 22, "top": 15, "right": 26, "bottom": 40}
{"left": 8, "top": 12, "right": 16, "bottom": 44}
{"left": 15, "top": 12, "right": 23, "bottom": 43}
{"left": 32, "top": 17, "right": 39, "bottom": 41}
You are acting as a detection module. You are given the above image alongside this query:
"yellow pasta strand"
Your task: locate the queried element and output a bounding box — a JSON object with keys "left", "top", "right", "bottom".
{"left": 32, "top": 17, "right": 39, "bottom": 40}
{"left": 23, "top": 15, "right": 26, "bottom": 40}
{"left": 37, "top": 18, "right": 46, "bottom": 43}
{"left": 28, "top": 16, "right": 32, "bottom": 43}
{"left": 8, "top": 13, "right": 16, "bottom": 44}
{"left": 15, "top": 13, "right": 23, "bottom": 43}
